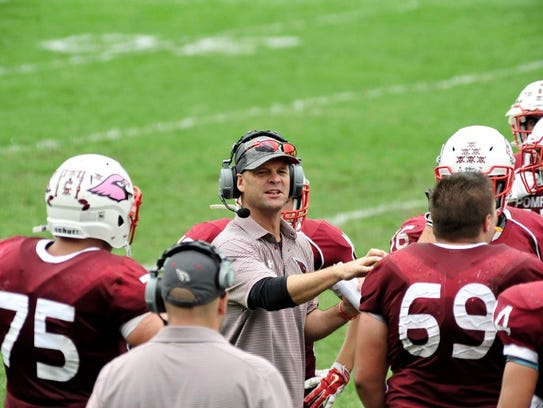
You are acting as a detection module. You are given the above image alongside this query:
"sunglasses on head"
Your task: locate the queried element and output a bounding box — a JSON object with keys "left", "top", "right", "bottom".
{"left": 240, "top": 139, "right": 297, "bottom": 157}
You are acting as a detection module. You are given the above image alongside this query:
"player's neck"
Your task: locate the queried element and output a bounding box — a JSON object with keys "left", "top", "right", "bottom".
{"left": 47, "top": 237, "right": 111, "bottom": 256}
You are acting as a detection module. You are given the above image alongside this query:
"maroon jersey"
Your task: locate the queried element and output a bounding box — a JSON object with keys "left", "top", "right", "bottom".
{"left": 390, "top": 206, "right": 543, "bottom": 259}
{"left": 360, "top": 243, "right": 543, "bottom": 408}
{"left": 494, "top": 281, "right": 543, "bottom": 402}
{"left": 179, "top": 217, "right": 356, "bottom": 378}
{"left": 0, "top": 236, "right": 149, "bottom": 408}
{"left": 180, "top": 218, "right": 355, "bottom": 271}
{"left": 178, "top": 219, "right": 230, "bottom": 243}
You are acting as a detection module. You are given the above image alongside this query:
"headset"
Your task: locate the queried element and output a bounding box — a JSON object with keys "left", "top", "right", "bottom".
{"left": 218, "top": 130, "right": 305, "bottom": 201}
{"left": 144, "top": 240, "right": 235, "bottom": 314}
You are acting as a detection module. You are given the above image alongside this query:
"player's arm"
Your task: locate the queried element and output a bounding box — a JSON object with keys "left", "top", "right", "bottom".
{"left": 124, "top": 313, "right": 164, "bottom": 347}
{"left": 304, "top": 299, "right": 359, "bottom": 342}
{"left": 497, "top": 359, "right": 538, "bottom": 408}
{"left": 353, "top": 312, "right": 388, "bottom": 408}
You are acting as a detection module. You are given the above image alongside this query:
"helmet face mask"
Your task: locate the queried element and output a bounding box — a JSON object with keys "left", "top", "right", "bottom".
{"left": 45, "top": 154, "right": 141, "bottom": 248}
{"left": 434, "top": 126, "right": 515, "bottom": 216}
{"left": 506, "top": 80, "right": 543, "bottom": 148}
{"left": 281, "top": 179, "right": 310, "bottom": 231}
{"left": 518, "top": 118, "right": 543, "bottom": 195}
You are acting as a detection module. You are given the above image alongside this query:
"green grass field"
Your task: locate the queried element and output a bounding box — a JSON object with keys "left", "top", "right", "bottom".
{"left": 1, "top": 0, "right": 542, "bottom": 406}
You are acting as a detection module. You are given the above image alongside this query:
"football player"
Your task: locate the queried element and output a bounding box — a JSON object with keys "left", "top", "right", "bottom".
{"left": 508, "top": 118, "right": 543, "bottom": 214}
{"left": 390, "top": 125, "right": 543, "bottom": 260}
{"left": 494, "top": 280, "right": 543, "bottom": 408}
{"left": 0, "top": 154, "right": 163, "bottom": 407}
{"left": 506, "top": 80, "right": 543, "bottom": 154}
{"left": 355, "top": 171, "right": 543, "bottom": 407}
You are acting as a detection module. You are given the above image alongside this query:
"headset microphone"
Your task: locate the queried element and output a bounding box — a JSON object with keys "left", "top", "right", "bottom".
{"left": 236, "top": 207, "right": 251, "bottom": 218}
{"left": 219, "top": 194, "right": 251, "bottom": 218}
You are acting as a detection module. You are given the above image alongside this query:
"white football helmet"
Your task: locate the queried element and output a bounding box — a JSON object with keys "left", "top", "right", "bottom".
{"left": 505, "top": 80, "right": 543, "bottom": 148}
{"left": 435, "top": 125, "right": 515, "bottom": 215}
{"left": 518, "top": 118, "right": 543, "bottom": 195}
{"left": 282, "top": 178, "right": 310, "bottom": 231}
{"left": 44, "top": 154, "right": 142, "bottom": 248}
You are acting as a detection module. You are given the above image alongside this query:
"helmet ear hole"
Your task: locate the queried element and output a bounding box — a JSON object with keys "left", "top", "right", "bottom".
{"left": 118, "top": 216, "right": 125, "bottom": 227}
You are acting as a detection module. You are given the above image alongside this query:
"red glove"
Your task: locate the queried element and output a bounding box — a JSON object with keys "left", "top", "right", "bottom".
{"left": 304, "top": 362, "right": 350, "bottom": 408}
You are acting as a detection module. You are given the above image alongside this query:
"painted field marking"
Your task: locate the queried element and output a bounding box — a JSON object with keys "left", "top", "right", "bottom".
{"left": 0, "top": 4, "right": 419, "bottom": 77}
{"left": 327, "top": 199, "right": 424, "bottom": 226}
{"left": 2, "top": 59, "right": 542, "bottom": 156}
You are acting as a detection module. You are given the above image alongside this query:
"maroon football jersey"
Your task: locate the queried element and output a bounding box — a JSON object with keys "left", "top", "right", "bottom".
{"left": 360, "top": 243, "right": 543, "bottom": 407}
{"left": 178, "top": 219, "right": 230, "bottom": 244}
{"left": 0, "top": 236, "right": 149, "bottom": 408}
{"left": 179, "top": 217, "right": 356, "bottom": 378}
{"left": 390, "top": 206, "right": 543, "bottom": 259}
{"left": 494, "top": 281, "right": 543, "bottom": 401}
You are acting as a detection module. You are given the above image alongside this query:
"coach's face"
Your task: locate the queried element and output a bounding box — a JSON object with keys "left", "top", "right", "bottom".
{"left": 237, "top": 158, "right": 291, "bottom": 213}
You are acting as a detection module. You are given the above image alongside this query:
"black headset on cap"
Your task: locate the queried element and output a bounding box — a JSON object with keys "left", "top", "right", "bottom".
{"left": 218, "top": 130, "right": 305, "bottom": 217}
{"left": 144, "top": 240, "right": 235, "bottom": 314}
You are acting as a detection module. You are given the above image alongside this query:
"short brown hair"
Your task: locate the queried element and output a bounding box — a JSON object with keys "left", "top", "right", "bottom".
{"left": 430, "top": 172, "right": 494, "bottom": 241}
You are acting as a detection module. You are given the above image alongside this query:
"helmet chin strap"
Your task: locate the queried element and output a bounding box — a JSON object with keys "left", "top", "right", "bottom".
{"left": 123, "top": 243, "right": 132, "bottom": 258}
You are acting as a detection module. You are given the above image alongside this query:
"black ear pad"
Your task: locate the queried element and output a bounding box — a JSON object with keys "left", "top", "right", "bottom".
{"left": 144, "top": 241, "right": 235, "bottom": 314}
{"left": 289, "top": 164, "right": 305, "bottom": 199}
{"left": 219, "top": 165, "right": 239, "bottom": 199}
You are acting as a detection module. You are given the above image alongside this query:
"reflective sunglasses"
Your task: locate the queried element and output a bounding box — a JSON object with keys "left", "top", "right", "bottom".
{"left": 240, "top": 138, "right": 297, "bottom": 157}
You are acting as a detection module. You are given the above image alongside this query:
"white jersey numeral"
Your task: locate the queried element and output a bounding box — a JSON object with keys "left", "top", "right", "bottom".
{"left": 0, "top": 291, "right": 79, "bottom": 381}
{"left": 398, "top": 282, "right": 497, "bottom": 359}
{"left": 391, "top": 224, "right": 415, "bottom": 251}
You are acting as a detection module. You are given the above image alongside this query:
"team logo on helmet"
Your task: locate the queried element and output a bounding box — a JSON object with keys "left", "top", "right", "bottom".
{"left": 456, "top": 142, "right": 485, "bottom": 165}
{"left": 88, "top": 174, "right": 131, "bottom": 202}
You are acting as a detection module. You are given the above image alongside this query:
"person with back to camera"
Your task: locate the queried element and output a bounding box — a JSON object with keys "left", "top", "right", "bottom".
{"left": 211, "top": 129, "right": 386, "bottom": 407}
{"left": 354, "top": 171, "right": 543, "bottom": 408}
{"left": 493, "top": 279, "right": 543, "bottom": 408}
{"left": 179, "top": 177, "right": 362, "bottom": 408}
{"left": 87, "top": 240, "right": 292, "bottom": 408}
{"left": 0, "top": 154, "right": 163, "bottom": 408}
{"left": 389, "top": 125, "right": 543, "bottom": 259}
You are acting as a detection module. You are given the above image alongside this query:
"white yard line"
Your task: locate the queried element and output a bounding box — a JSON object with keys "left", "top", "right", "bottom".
{"left": 327, "top": 199, "right": 424, "bottom": 226}
{"left": 0, "top": 5, "right": 419, "bottom": 77}
{"left": 2, "top": 60, "right": 542, "bottom": 156}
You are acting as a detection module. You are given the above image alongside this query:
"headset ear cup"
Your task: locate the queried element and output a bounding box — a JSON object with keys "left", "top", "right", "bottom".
{"left": 219, "top": 167, "right": 239, "bottom": 199}
{"left": 289, "top": 165, "right": 305, "bottom": 198}
{"left": 145, "top": 274, "right": 165, "bottom": 314}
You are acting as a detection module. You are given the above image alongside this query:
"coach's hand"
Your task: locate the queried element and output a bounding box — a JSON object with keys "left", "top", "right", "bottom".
{"left": 340, "top": 248, "right": 386, "bottom": 280}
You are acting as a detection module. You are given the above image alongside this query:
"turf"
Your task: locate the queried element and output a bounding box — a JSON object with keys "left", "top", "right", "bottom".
{"left": 1, "top": 0, "right": 542, "bottom": 406}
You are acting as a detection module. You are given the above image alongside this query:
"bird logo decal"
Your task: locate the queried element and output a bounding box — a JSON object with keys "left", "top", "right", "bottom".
{"left": 88, "top": 174, "right": 131, "bottom": 202}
